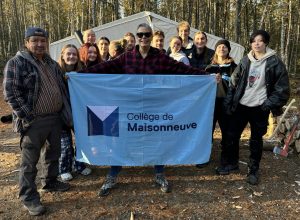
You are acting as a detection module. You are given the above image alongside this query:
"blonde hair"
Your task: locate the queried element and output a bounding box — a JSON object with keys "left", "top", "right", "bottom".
{"left": 194, "top": 31, "right": 208, "bottom": 41}
{"left": 110, "top": 39, "right": 127, "bottom": 58}
{"left": 177, "top": 21, "right": 190, "bottom": 32}
{"left": 82, "top": 29, "right": 95, "bottom": 43}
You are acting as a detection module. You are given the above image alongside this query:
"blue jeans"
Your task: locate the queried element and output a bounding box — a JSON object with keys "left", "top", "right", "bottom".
{"left": 108, "top": 165, "right": 165, "bottom": 177}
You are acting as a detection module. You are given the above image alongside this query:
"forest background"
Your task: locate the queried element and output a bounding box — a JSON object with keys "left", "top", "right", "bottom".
{"left": 0, "top": 0, "right": 299, "bottom": 75}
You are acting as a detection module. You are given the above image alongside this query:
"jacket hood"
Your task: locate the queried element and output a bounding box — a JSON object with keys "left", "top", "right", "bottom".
{"left": 247, "top": 47, "right": 276, "bottom": 63}
{"left": 17, "top": 50, "right": 53, "bottom": 64}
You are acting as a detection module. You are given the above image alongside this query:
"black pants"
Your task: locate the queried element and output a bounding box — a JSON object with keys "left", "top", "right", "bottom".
{"left": 212, "top": 97, "right": 228, "bottom": 145}
{"left": 221, "top": 104, "right": 269, "bottom": 171}
{"left": 19, "top": 114, "right": 62, "bottom": 204}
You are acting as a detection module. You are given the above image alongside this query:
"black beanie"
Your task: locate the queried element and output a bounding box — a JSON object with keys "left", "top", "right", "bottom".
{"left": 215, "top": 39, "right": 231, "bottom": 52}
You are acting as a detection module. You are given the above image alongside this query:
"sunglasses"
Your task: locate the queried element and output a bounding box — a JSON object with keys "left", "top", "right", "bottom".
{"left": 136, "top": 32, "right": 152, "bottom": 38}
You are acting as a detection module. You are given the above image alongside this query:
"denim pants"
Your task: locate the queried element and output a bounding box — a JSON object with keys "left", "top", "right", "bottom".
{"left": 221, "top": 104, "right": 269, "bottom": 170}
{"left": 108, "top": 165, "right": 165, "bottom": 177}
{"left": 19, "top": 115, "right": 62, "bottom": 204}
{"left": 59, "top": 129, "right": 86, "bottom": 174}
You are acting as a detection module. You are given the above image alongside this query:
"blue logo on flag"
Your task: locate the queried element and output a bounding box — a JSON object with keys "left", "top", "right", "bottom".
{"left": 87, "top": 106, "right": 119, "bottom": 137}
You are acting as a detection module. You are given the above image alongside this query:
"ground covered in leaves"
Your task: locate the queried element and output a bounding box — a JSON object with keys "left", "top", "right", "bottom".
{"left": 0, "top": 77, "right": 300, "bottom": 219}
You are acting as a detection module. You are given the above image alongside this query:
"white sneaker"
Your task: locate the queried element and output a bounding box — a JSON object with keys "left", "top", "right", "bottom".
{"left": 80, "top": 167, "right": 92, "bottom": 176}
{"left": 60, "top": 172, "right": 73, "bottom": 181}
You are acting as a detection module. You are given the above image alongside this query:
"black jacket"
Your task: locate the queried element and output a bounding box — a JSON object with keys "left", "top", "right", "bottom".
{"left": 224, "top": 54, "right": 290, "bottom": 116}
{"left": 206, "top": 61, "right": 237, "bottom": 95}
{"left": 190, "top": 47, "right": 215, "bottom": 70}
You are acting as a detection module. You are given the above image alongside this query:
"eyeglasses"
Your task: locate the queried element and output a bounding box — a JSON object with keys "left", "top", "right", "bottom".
{"left": 136, "top": 32, "right": 152, "bottom": 38}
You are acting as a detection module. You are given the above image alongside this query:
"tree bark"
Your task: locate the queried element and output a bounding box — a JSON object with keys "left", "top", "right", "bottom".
{"left": 235, "top": 0, "right": 242, "bottom": 43}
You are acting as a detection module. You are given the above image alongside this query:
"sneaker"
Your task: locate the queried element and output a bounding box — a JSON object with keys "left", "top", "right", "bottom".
{"left": 247, "top": 169, "right": 259, "bottom": 185}
{"left": 23, "top": 201, "right": 46, "bottom": 216}
{"left": 155, "top": 174, "right": 171, "bottom": 193}
{"left": 60, "top": 172, "right": 73, "bottom": 181}
{"left": 98, "top": 175, "right": 117, "bottom": 197}
{"left": 42, "top": 180, "right": 70, "bottom": 192}
{"left": 215, "top": 164, "right": 239, "bottom": 175}
{"left": 196, "top": 161, "right": 210, "bottom": 169}
{"left": 80, "top": 167, "right": 92, "bottom": 176}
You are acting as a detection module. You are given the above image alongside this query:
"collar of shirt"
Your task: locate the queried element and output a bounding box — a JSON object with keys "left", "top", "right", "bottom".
{"left": 132, "top": 45, "right": 161, "bottom": 59}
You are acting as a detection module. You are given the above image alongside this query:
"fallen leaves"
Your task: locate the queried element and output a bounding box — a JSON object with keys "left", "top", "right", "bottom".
{"left": 295, "top": 181, "right": 300, "bottom": 186}
{"left": 233, "top": 205, "right": 243, "bottom": 209}
{"left": 253, "top": 191, "right": 263, "bottom": 197}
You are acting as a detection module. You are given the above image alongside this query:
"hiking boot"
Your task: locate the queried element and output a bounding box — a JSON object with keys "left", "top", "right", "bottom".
{"left": 23, "top": 201, "right": 46, "bottom": 216}
{"left": 247, "top": 169, "right": 259, "bottom": 185}
{"left": 155, "top": 174, "right": 171, "bottom": 193}
{"left": 42, "top": 180, "right": 70, "bottom": 192}
{"left": 98, "top": 175, "right": 117, "bottom": 197}
{"left": 215, "top": 164, "right": 239, "bottom": 175}
{"left": 196, "top": 161, "right": 210, "bottom": 169}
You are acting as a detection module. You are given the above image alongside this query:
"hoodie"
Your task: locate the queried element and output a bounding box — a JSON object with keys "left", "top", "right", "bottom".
{"left": 239, "top": 48, "right": 276, "bottom": 107}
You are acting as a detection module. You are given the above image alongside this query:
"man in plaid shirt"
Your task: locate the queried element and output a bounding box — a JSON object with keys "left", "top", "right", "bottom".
{"left": 3, "top": 27, "right": 71, "bottom": 216}
{"left": 80, "top": 23, "right": 214, "bottom": 197}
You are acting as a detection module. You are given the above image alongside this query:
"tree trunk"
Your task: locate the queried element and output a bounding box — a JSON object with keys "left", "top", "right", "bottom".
{"left": 293, "top": 24, "right": 299, "bottom": 76}
{"left": 258, "top": 0, "right": 269, "bottom": 29}
{"left": 284, "top": 0, "right": 292, "bottom": 70}
{"left": 12, "top": 0, "right": 21, "bottom": 50}
{"left": 280, "top": 16, "right": 286, "bottom": 62}
{"left": 235, "top": 0, "right": 242, "bottom": 43}
{"left": 252, "top": 0, "right": 257, "bottom": 31}
{"left": 187, "top": 0, "right": 193, "bottom": 25}
{"left": 0, "top": 0, "right": 7, "bottom": 59}
{"left": 92, "top": 0, "right": 96, "bottom": 27}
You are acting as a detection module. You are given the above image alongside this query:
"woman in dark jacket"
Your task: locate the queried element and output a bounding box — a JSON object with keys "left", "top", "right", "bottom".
{"left": 216, "top": 30, "right": 290, "bottom": 185}
{"left": 189, "top": 31, "right": 215, "bottom": 70}
{"left": 207, "top": 39, "right": 237, "bottom": 147}
{"left": 196, "top": 39, "right": 236, "bottom": 169}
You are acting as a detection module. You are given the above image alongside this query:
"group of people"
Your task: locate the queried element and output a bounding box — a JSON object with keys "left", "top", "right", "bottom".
{"left": 2, "top": 20, "right": 289, "bottom": 216}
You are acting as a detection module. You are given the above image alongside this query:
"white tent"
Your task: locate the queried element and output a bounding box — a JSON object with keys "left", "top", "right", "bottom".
{"left": 50, "top": 11, "right": 245, "bottom": 63}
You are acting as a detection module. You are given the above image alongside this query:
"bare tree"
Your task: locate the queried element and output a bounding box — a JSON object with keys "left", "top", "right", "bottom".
{"left": 235, "top": 0, "right": 242, "bottom": 43}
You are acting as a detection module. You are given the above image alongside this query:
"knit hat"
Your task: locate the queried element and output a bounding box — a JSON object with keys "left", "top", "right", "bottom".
{"left": 250, "top": 30, "right": 270, "bottom": 45}
{"left": 215, "top": 39, "right": 231, "bottom": 52}
{"left": 25, "top": 27, "right": 48, "bottom": 39}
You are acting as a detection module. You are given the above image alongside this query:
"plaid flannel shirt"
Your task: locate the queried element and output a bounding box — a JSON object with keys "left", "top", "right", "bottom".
{"left": 3, "top": 51, "right": 71, "bottom": 133}
{"left": 80, "top": 45, "right": 207, "bottom": 75}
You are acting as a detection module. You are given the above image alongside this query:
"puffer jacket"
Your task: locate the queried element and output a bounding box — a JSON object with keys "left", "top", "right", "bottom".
{"left": 3, "top": 50, "right": 73, "bottom": 133}
{"left": 224, "top": 54, "right": 290, "bottom": 116}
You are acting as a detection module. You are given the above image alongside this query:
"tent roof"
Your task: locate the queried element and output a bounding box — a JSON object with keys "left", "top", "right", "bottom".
{"left": 50, "top": 11, "right": 245, "bottom": 63}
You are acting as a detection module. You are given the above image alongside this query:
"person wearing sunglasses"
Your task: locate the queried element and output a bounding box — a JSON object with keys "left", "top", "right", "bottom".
{"left": 80, "top": 23, "right": 210, "bottom": 197}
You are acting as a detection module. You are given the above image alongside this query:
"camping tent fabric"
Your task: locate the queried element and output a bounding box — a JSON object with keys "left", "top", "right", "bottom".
{"left": 49, "top": 11, "right": 245, "bottom": 63}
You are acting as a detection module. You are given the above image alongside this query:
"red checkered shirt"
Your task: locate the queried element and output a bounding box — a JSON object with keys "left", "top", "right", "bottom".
{"left": 79, "top": 45, "right": 207, "bottom": 75}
